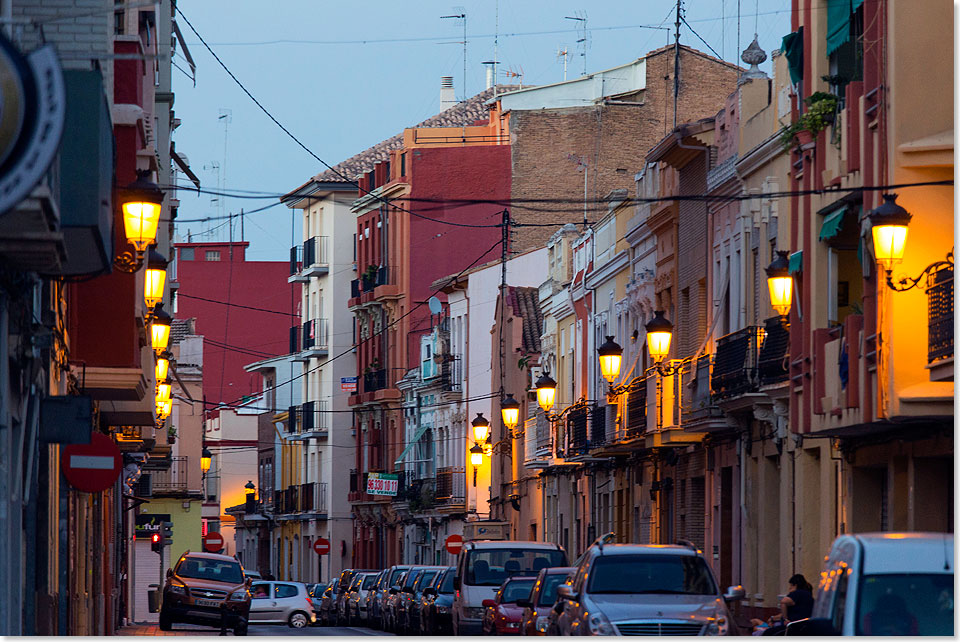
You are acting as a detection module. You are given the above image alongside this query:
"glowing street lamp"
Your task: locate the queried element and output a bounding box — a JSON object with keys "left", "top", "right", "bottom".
{"left": 535, "top": 372, "right": 557, "bottom": 413}
{"left": 151, "top": 303, "right": 172, "bottom": 353}
{"left": 868, "top": 194, "right": 911, "bottom": 273}
{"left": 156, "top": 381, "right": 171, "bottom": 404}
{"left": 765, "top": 251, "right": 793, "bottom": 317}
{"left": 120, "top": 171, "right": 164, "bottom": 253}
{"left": 597, "top": 336, "right": 623, "bottom": 383}
{"left": 645, "top": 311, "right": 673, "bottom": 363}
{"left": 471, "top": 413, "right": 490, "bottom": 444}
{"left": 144, "top": 248, "right": 168, "bottom": 311}
{"left": 500, "top": 395, "right": 520, "bottom": 432}
{"left": 155, "top": 353, "right": 170, "bottom": 382}
{"left": 201, "top": 447, "right": 212, "bottom": 475}
{"left": 470, "top": 443, "right": 484, "bottom": 467}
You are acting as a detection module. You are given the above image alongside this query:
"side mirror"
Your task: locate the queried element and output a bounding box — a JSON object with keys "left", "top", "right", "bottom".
{"left": 482, "top": 599, "right": 497, "bottom": 608}
{"left": 515, "top": 598, "right": 532, "bottom": 608}
{"left": 556, "top": 584, "right": 575, "bottom": 601}
{"left": 166, "top": 568, "right": 174, "bottom": 579}
{"left": 785, "top": 618, "right": 839, "bottom": 636}
{"left": 723, "top": 585, "right": 746, "bottom": 602}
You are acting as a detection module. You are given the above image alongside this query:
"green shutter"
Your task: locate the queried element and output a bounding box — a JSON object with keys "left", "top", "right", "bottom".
{"left": 781, "top": 29, "right": 804, "bottom": 84}
{"left": 394, "top": 423, "right": 430, "bottom": 466}
{"left": 827, "top": 0, "right": 853, "bottom": 56}
{"left": 819, "top": 205, "right": 848, "bottom": 242}
{"left": 789, "top": 251, "right": 803, "bottom": 275}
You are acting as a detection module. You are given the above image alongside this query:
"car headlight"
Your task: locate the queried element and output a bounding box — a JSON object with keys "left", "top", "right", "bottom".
{"left": 436, "top": 605, "right": 450, "bottom": 614}
{"left": 536, "top": 615, "right": 550, "bottom": 632}
{"left": 167, "top": 583, "right": 186, "bottom": 595}
{"left": 229, "top": 589, "right": 248, "bottom": 600}
{"left": 706, "top": 614, "right": 729, "bottom": 636}
{"left": 464, "top": 606, "right": 486, "bottom": 619}
{"left": 587, "top": 611, "right": 615, "bottom": 636}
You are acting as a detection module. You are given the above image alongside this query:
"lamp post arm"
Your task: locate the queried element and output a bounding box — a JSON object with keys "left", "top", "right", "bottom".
{"left": 885, "top": 252, "right": 953, "bottom": 292}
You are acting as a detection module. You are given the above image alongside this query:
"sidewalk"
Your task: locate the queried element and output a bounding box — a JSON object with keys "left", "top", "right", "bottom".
{"left": 117, "top": 622, "right": 231, "bottom": 636}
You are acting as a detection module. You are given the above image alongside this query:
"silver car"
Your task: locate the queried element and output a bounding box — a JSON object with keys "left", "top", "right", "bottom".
{"left": 554, "top": 537, "right": 745, "bottom": 635}
{"left": 248, "top": 581, "right": 317, "bottom": 628}
{"left": 346, "top": 572, "right": 379, "bottom": 625}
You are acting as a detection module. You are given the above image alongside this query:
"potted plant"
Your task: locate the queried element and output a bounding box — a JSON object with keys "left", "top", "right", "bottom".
{"left": 166, "top": 426, "right": 177, "bottom": 444}
{"left": 780, "top": 91, "right": 840, "bottom": 151}
{"left": 362, "top": 264, "right": 378, "bottom": 282}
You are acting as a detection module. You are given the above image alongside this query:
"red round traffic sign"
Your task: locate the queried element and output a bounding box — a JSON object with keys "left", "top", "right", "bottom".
{"left": 445, "top": 534, "right": 464, "bottom": 556}
{"left": 313, "top": 537, "right": 330, "bottom": 555}
{"left": 204, "top": 531, "right": 224, "bottom": 552}
{"left": 61, "top": 432, "right": 122, "bottom": 493}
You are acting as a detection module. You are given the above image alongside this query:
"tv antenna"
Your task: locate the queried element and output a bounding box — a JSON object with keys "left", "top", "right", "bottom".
{"left": 557, "top": 45, "right": 570, "bottom": 82}
{"left": 441, "top": 9, "right": 467, "bottom": 101}
{"left": 504, "top": 66, "right": 524, "bottom": 90}
{"left": 564, "top": 11, "right": 589, "bottom": 75}
{"left": 218, "top": 108, "right": 232, "bottom": 241}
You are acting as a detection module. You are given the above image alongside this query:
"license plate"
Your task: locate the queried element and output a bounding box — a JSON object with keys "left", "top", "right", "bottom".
{"left": 195, "top": 599, "right": 222, "bottom": 607}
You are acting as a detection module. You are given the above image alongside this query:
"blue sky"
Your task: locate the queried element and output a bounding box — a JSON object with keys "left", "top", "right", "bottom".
{"left": 172, "top": 1, "right": 791, "bottom": 260}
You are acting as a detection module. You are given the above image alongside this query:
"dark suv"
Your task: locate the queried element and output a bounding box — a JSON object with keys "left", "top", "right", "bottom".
{"left": 159, "top": 551, "right": 252, "bottom": 635}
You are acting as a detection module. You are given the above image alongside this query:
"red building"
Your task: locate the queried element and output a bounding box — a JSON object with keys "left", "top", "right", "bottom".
{"left": 172, "top": 241, "right": 294, "bottom": 407}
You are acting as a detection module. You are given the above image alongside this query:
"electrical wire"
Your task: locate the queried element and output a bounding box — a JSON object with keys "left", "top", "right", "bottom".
{"left": 177, "top": 292, "right": 298, "bottom": 317}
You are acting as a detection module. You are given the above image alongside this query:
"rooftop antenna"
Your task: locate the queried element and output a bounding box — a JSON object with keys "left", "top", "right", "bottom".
{"left": 203, "top": 161, "right": 221, "bottom": 239}
{"left": 557, "top": 45, "right": 570, "bottom": 82}
{"left": 564, "top": 11, "right": 588, "bottom": 75}
{"left": 218, "top": 108, "right": 232, "bottom": 241}
{"left": 441, "top": 9, "right": 467, "bottom": 101}
{"left": 673, "top": 0, "right": 681, "bottom": 129}
{"left": 504, "top": 66, "right": 524, "bottom": 90}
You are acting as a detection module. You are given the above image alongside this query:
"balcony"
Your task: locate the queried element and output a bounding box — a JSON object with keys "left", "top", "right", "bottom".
{"left": 288, "top": 244, "right": 308, "bottom": 283}
{"left": 711, "top": 327, "right": 766, "bottom": 404}
{"left": 152, "top": 456, "right": 189, "bottom": 495}
{"left": 300, "top": 318, "right": 329, "bottom": 359}
{"left": 682, "top": 355, "right": 725, "bottom": 432}
{"left": 435, "top": 467, "right": 466, "bottom": 509}
{"left": 758, "top": 316, "right": 791, "bottom": 387}
{"left": 348, "top": 266, "right": 399, "bottom": 308}
{"left": 302, "top": 236, "right": 330, "bottom": 278}
{"left": 289, "top": 324, "right": 307, "bottom": 361}
{"left": 299, "top": 400, "right": 329, "bottom": 439}
{"left": 394, "top": 472, "right": 436, "bottom": 512}
{"left": 440, "top": 356, "right": 463, "bottom": 393}
{"left": 560, "top": 406, "right": 589, "bottom": 459}
{"left": 590, "top": 405, "right": 607, "bottom": 448}
{"left": 927, "top": 264, "right": 953, "bottom": 381}
{"left": 299, "top": 481, "right": 328, "bottom": 516}
{"left": 624, "top": 379, "right": 647, "bottom": 439}
{"left": 523, "top": 414, "right": 552, "bottom": 469}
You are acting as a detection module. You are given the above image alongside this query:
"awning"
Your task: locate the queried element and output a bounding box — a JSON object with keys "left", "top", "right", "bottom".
{"left": 394, "top": 423, "right": 430, "bottom": 466}
{"left": 789, "top": 251, "right": 803, "bottom": 275}
{"left": 827, "top": 0, "right": 853, "bottom": 56}
{"left": 172, "top": 145, "right": 201, "bottom": 189}
{"left": 781, "top": 28, "right": 804, "bottom": 84}
{"left": 819, "top": 205, "right": 848, "bottom": 241}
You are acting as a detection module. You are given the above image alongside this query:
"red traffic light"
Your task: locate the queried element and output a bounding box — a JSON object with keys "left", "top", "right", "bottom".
{"left": 152, "top": 533, "right": 160, "bottom": 543}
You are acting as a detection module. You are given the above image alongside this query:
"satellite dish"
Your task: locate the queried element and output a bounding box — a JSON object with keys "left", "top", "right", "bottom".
{"left": 428, "top": 296, "right": 442, "bottom": 315}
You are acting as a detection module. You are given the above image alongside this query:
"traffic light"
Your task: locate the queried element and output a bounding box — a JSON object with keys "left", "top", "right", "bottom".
{"left": 163, "top": 521, "right": 173, "bottom": 541}
{"left": 151, "top": 532, "right": 163, "bottom": 554}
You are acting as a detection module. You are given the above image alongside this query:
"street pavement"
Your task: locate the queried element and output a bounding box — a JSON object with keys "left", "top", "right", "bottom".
{"left": 116, "top": 622, "right": 389, "bottom": 636}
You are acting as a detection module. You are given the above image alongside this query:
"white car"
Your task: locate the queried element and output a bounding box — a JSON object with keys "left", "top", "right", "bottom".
{"left": 248, "top": 581, "right": 316, "bottom": 628}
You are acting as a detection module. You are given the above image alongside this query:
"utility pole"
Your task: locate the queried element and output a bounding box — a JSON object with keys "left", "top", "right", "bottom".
{"left": 441, "top": 10, "right": 467, "bottom": 101}
{"left": 674, "top": 0, "right": 682, "bottom": 129}
{"left": 499, "top": 209, "right": 509, "bottom": 402}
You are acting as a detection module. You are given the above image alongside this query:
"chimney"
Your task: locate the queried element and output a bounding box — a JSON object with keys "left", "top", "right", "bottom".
{"left": 440, "top": 76, "right": 457, "bottom": 109}
{"left": 482, "top": 61, "right": 496, "bottom": 90}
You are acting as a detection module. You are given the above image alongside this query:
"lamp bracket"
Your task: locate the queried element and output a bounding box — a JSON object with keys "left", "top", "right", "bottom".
{"left": 114, "top": 251, "right": 144, "bottom": 274}
{"left": 885, "top": 251, "right": 953, "bottom": 292}
{"left": 544, "top": 397, "right": 589, "bottom": 423}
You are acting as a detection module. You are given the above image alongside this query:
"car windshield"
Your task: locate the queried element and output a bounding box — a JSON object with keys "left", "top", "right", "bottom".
{"left": 501, "top": 579, "right": 536, "bottom": 604}
{"left": 417, "top": 570, "right": 438, "bottom": 590}
{"left": 466, "top": 549, "right": 567, "bottom": 586}
{"left": 403, "top": 571, "right": 422, "bottom": 589}
{"left": 389, "top": 568, "right": 409, "bottom": 587}
{"left": 362, "top": 575, "right": 377, "bottom": 589}
{"left": 439, "top": 570, "right": 456, "bottom": 594}
{"left": 176, "top": 557, "right": 244, "bottom": 585}
{"left": 587, "top": 554, "right": 718, "bottom": 595}
{"left": 538, "top": 573, "right": 570, "bottom": 606}
{"left": 856, "top": 574, "right": 953, "bottom": 636}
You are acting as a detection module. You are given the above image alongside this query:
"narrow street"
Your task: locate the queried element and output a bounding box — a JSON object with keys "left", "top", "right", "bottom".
{"left": 118, "top": 623, "right": 387, "bottom": 636}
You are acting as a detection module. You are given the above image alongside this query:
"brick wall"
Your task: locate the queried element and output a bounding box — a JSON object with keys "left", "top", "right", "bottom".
{"left": 509, "top": 46, "right": 739, "bottom": 252}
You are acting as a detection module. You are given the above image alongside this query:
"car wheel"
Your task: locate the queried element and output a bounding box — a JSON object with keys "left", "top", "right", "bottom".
{"left": 289, "top": 611, "right": 309, "bottom": 628}
{"left": 158, "top": 608, "right": 173, "bottom": 632}
{"left": 233, "top": 617, "right": 248, "bottom": 636}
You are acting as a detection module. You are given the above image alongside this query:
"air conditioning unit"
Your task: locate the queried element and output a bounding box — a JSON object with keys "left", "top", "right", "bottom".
{"left": 463, "top": 521, "right": 510, "bottom": 542}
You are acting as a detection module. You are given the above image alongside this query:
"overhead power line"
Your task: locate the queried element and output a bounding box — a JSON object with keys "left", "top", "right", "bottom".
{"left": 177, "top": 292, "right": 298, "bottom": 317}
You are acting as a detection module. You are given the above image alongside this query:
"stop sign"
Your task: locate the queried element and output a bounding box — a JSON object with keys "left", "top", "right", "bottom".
{"left": 61, "top": 431, "right": 122, "bottom": 493}
{"left": 204, "top": 531, "right": 224, "bottom": 553}
{"left": 313, "top": 537, "right": 330, "bottom": 555}
{"left": 445, "top": 534, "right": 463, "bottom": 556}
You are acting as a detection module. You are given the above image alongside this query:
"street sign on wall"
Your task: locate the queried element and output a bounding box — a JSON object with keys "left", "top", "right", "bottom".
{"left": 341, "top": 377, "right": 358, "bottom": 392}
{"left": 61, "top": 431, "right": 122, "bottom": 492}
{"left": 366, "top": 472, "right": 398, "bottom": 496}
{"left": 313, "top": 537, "right": 330, "bottom": 555}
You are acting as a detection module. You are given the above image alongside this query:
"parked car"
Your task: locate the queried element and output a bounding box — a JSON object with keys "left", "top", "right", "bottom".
{"left": 346, "top": 572, "right": 379, "bottom": 625}
{"left": 364, "top": 570, "right": 387, "bottom": 628}
{"left": 553, "top": 536, "right": 744, "bottom": 636}
{"left": 159, "top": 551, "right": 252, "bottom": 635}
{"left": 248, "top": 580, "right": 316, "bottom": 628}
{"left": 376, "top": 565, "right": 412, "bottom": 630}
{"left": 243, "top": 570, "right": 262, "bottom": 581}
{"left": 306, "top": 581, "right": 330, "bottom": 625}
{"left": 317, "top": 581, "right": 337, "bottom": 626}
{"left": 420, "top": 566, "right": 456, "bottom": 635}
{"left": 383, "top": 569, "right": 412, "bottom": 633}
{"left": 786, "top": 532, "right": 954, "bottom": 636}
{"left": 517, "top": 566, "right": 574, "bottom": 635}
{"left": 452, "top": 540, "right": 568, "bottom": 635}
{"left": 481, "top": 576, "right": 537, "bottom": 635}
{"left": 400, "top": 566, "right": 443, "bottom": 634}
{"left": 391, "top": 567, "right": 425, "bottom": 634}
{"left": 334, "top": 568, "right": 375, "bottom": 625}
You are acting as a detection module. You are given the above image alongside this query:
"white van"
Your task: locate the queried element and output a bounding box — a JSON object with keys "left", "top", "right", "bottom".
{"left": 787, "top": 532, "right": 953, "bottom": 636}
{"left": 452, "top": 540, "right": 567, "bottom": 635}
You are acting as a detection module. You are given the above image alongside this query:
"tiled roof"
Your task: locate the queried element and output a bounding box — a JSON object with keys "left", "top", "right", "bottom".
{"left": 508, "top": 286, "right": 542, "bottom": 354}
{"left": 170, "top": 318, "right": 194, "bottom": 346}
{"left": 312, "top": 85, "right": 520, "bottom": 183}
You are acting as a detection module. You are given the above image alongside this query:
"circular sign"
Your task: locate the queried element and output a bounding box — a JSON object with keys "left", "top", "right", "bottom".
{"left": 445, "top": 534, "right": 464, "bottom": 556}
{"left": 61, "top": 431, "right": 122, "bottom": 493}
{"left": 204, "top": 531, "right": 224, "bottom": 553}
{"left": 313, "top": 537, "right": 330, "bottom": 555}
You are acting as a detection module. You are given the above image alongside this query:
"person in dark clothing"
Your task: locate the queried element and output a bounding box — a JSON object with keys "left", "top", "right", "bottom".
{"left": 781, "top": 574, "right": 814, "bottom": 622}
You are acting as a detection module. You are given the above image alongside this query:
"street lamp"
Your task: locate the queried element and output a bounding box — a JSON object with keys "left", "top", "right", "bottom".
{"left": 470, "top": 443, "right": 484, "bottom": 486}
{"left": 144, "top": 248, "right": 168, "bottom": 311}
{"left": 645, "top": 311, "right": 673, "bottom": 363}
{"left": 867, "top": 194, "right": 954, "bottom": 291}
{"left": 156, "top": 380, "right": 171, "bottom": 404}
{"left": 151, "top": 303, "right": 172, "bottom": 353}
{"left": 535, "top": 372, "right": 557, "bottom": 413}
{"left": 115, "top": 171, "right": 164, "bottom": 273}
{"left": 471, "top": 413, "right": 490, "bottom": 444}
{"left": 597, "top": 336, "right": 623, "bottom": 383}
{"left": 245, "top": 480, "right": 256, "bottom": 513}
{"left": 500, "top": 395, "right": 520, "bottom": 433}
{"left": 765, "top": 251, "right": 793, "bottom": 317}
{"left": 201, "top": 446, "right": 212, "bottom": 476}
{"left": 155, "top": 352, "right": 170, "bottom": 382}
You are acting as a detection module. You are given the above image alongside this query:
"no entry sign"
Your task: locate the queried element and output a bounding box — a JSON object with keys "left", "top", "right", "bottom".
{"left": 445, "top": 534, "right": 464, "bottom": 556}
{"left": 313, "top": 537, "right": 330, "bottom": 555}
{"left": 61, "top": 431, "right": 122, "bottom": 493}
{"left": 204, "top": 531, "right": 224, "bottom": 553}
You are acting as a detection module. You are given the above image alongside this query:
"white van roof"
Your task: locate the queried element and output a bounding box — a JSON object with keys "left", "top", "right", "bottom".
{"left": 464, "top": 540, "right": 564, "bottom": 551}
{"left": 854, "top": 532, "right": 953, "bottom": 575}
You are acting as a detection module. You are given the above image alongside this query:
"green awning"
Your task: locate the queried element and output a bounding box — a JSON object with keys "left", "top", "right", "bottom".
{"left": 781, "top": 29, "right": 804, "bottom": 84}
{"left": 819, "top": 205, "right": 848, "bottom": 241}
{"left": 394, "top": 423, "right": 430, "bottom": 465}
{"left": 789, "top": 251, "right": 803, "bottom": 275}
{"left": 827, "top": 0, "right": 853, "bottom": 56}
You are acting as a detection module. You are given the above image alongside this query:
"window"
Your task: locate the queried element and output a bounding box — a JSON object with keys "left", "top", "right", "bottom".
{"left": 856, "top": 574, "right": 953, "bottom": 636}
{"left": 180, "top": 247, "right": 194, "bottom": 261}
{"left": 205, "top": 250, "right": 221, "bottom": 262}
{"left": 587, "top": 554, "right": 718, "bottom": 595}
{"left": 274, "top": 583, "right": 298, "bottom": 599}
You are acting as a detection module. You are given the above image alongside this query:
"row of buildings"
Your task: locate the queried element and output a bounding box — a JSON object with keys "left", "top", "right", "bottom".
{"left": 227, "top": 0, "right": 953, "bottom": 623}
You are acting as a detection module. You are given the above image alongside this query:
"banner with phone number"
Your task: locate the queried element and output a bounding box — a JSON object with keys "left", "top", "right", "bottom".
{"left": 366, "top": 472, "right": 398, "bottom": 496}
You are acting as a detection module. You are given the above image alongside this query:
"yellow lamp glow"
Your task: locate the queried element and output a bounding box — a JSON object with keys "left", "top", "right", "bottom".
{"left": 151, "top": 303, "right": 172, "bottom": 352}
{"left": 156, "top": 381, "right": 171, "bottom": 403}
{"left": 535, "top": 372, "right": 557, "bottom": 412}
{"left": 645, "top": 311, "right": 673, "bottom": 363}
{"left": 155, "top": 354, "right": 169, "bottom": 382}
{"left": 597, "top": 336, "right": 623, "bottom": 383}
{"left": 500, "top": 395, "right": 520, "bottom": 431}
{"left": 201, "top": 447, "right": 212, "bottom": 474}
{"left": 867, "top": 193, "right": 912, "bottom": 272}
{"left": 471, "top": 413, "right": 490, "bottom": 443}
{"left": 470, "top": 444, "right": 484, "bottom": 466}
{"left": 120, "top": 173, "right": 164, "bottom": 252}
{"left": 144, "top": 249, "right": 168, "bottom": 309}
{"left": 156, "top": 399, "right": 171, "bottom": 419}
{"left": 765, "top": 251, "right": 793, "bottom": 317}
{"left": 245, "top": 480, "right": 256, "bottom": 497}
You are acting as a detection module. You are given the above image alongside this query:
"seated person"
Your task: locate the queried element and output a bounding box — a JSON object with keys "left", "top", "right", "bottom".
{"left": 862, "top": 593, "right": 918, "bottom": 636}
